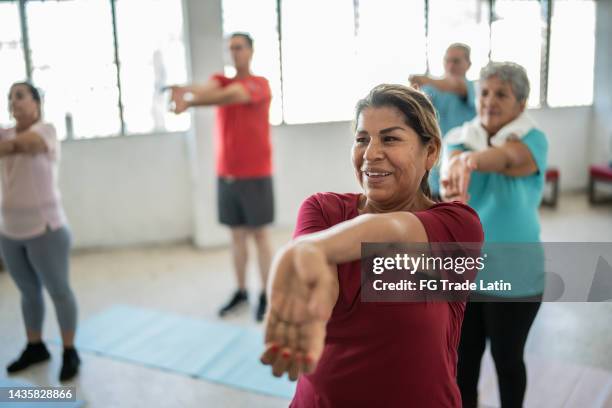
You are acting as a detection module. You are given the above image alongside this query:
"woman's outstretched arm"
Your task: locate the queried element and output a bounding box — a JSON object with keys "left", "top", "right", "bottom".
{"left": 465, "top": 139, "right": 538, "bottom": 176}
{"left": 261, "top": 210, "right": 430, "bottom": 380}
{"left": 13, "top": 130, "right": 49, "bottom": 155}
{"left": 442, "top": 139, "right": 539, "bottom": 202}
{"left": 0, "top": 140, "right": 17, "bottom": 157}
{"left": 300, "top": 211, "right": 429, "bottom": 264}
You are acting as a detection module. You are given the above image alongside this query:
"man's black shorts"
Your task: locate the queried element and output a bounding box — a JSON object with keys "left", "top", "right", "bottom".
{"left": 217, "top": 176, "right": 274, "bottom": 227}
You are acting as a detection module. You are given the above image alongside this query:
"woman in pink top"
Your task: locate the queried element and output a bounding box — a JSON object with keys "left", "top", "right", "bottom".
{"left": 1, "top": 82, "right": 79, "bottom": 382}
{"left": 260, "top": 84, "right": 483, "bottom": 407}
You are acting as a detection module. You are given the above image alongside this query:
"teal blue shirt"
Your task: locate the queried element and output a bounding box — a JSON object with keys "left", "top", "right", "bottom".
{"left": 422, "top": 80, "right": 477, "bottom": 136}
{"left": 423, "top": 80, "right": 477, "bottom": 194}
{"left": 448, "top": 128, "right": 549, "bottom": 297}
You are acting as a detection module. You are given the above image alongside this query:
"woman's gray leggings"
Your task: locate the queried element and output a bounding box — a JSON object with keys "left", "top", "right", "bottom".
{"left": 0, "top": 226, "right": 77, "bottom": 333}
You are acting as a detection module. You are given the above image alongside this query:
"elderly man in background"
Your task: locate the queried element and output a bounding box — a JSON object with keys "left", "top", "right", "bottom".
{"left": 410, "top": 43, "right": 477, "bottom": 197}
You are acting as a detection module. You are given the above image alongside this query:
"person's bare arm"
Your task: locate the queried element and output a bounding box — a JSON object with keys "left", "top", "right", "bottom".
{"left": 171, "top": 80, "right": 250, "bottom": 113}
{"left": 409, "top": 75, "right": 468, "bottom": 97}
{"left": 261, "top": 242, "right": 338, "bottom": 380}
{"left": 298, "top": 211, "right": 429, "bottom": 264}
{"left": 182, "top": 78, "right": 221, "bottom": 94}
{"left": 189, "top": 83, "right": 250, "bottom": 106}
{"left": 441, "top": 150, "right": 472, "bottom": 203}
{"left": 466, "top": 140, "right": 538, "bottom": 176}
{"left": 261, "top": 211, "right": 430, "bottom": 380}
{"left": 441, "top": 140, "right": 539, "bottom": 202}
{"left": 0, "top": 140, "right": 17, "bottom": 157}
{"left": 13, "top": 131, "right": 49, "bottom": 155}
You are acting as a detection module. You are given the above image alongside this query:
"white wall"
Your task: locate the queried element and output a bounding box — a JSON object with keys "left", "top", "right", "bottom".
{"left": 529, "top": 106, "right": 593, "bottom": 189}
{"left": 272, "top": 121, "right": 360, "bottom": 226}
{"left": 58, "top": 0, "right": 227, "bottom": 250}
{"left": 60, "top": 106, "right": 594, "bottom": 249}
{"left": 270, "top": 106, "right": 594, "bottom": 227}
{"left": 58, "top": 0, "right": 610, "bottom": 249}
{"left": 60, "top": 133, "right": 193, "bottom": 248}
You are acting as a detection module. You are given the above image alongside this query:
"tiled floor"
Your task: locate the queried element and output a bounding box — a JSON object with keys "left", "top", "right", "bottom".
{"left": 0, "top": 192, "right": 611, "bottom": 407}
{"left": 531, "top": 194, "right": 612, "bottom": 371}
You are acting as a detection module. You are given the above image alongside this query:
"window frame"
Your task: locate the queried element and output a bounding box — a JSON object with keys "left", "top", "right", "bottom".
{"left": 272, "top": 0, "right": 592, "bottom": 124}
{"left": 3, "top": 0, "right": 596, "bottom": 133}
{"left": 3, "top": 0, "right": 190, "bottom": 138}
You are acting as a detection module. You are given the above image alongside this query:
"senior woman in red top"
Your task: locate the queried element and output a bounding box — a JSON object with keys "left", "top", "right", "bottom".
{"left": 260, "top": 84, "right": 484, "bottom": 407}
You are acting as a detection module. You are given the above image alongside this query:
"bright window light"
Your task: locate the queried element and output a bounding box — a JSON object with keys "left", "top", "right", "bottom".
{"left": 428, "top": 0, "right": 490, "bottom": 81}
{"left": 355, "top": 0, "right": 426, "bottom": 98}
{"left": 547, "top": 0, "right": 595, "bottom": 107}
{"left": 491, "top": 0, "right": 542, "bottom": 107}
{"left": 28, "top": 0, "right": 121, "bottom": 139}
{"left": 281, "top": 0, "right": 357, "bottom": 124}
{"left": 221, "top": 0, "right": 282, "bottom": 125}
{"left": 116, "top": 0, "right": 191, "bottom": 134}
{"left": 0, "top": 2, "right": 26, "bottom": 127}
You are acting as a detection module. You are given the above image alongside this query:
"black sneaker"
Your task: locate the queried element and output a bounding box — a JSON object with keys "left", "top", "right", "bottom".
{"left": 6, "top": 342, "right": 51, "bottom": 373}
{"left": 256, "top": 292, "right": 267, "bottom": 322}
{"left": 218, "top": 290, "right": 248, "bottom": 317}
{"left": 59, "top": 348, "right": 80, "bottom": 382}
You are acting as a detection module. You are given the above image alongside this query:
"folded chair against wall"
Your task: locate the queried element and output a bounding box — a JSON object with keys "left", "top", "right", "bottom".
{"left": 589, "top": 164, "right": 612, "bottom": 204}
{"left": 541, "top": 167, "right": 560, "bottom": 207}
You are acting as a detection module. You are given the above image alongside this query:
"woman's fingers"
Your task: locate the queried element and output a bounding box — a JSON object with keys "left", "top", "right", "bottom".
{"left": 264, "top": 317, "right": 325, "bottom": 379}
{"left": 450, "top": 157, "right": 464, "bottom": 194}
{"left": 465, "top": 154, "right": 478, "bottom": 170}
{"left": 264, "top": 246, "right": 301, "bottom": 345}
{"left": 285, "top": 298, "right": 300, "bottom": 350}
{"left": 273, "top": 319, "right": 289, "bottom": 350}
{"left": 263, "top": 307, "right": 279, "bottom": 344}
{"left": 445, "top": 155, "right": 472, "bottom": 202}
{"left": 264, "top": 299, "right": 290, "bottom": 349}
{"left": 460, "top": 170, "right": 472, "bottom": 199}
{"left": 450, "top": 166, "right": 460, "bottom": 195}
{"left": 260, "top": 342, "right": 280, "bottom": 365}
{"left": 458, "top": 167, "right": 469, "bottom": 198}
{"left": 300, "top": 320, "right": 327, "bottom": 374}
{"left": 440, "top": 178, "right": 454, "bottom": 201}
{"left": 441, "top": 179, "right": 462, "bottom": 202}
{"left": 271, "top": 347, "right": 293, "bottom": 377}
{"left": 457, "top": 154, "right": 472, "bottom": 200}
{"left": 288, "top": 351, "right": 302, "bottom": 381}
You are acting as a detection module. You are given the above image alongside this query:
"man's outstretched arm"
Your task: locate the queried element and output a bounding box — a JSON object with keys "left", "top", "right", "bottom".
{"left": 171, "top": 80, "right": 250, "bottom": 113}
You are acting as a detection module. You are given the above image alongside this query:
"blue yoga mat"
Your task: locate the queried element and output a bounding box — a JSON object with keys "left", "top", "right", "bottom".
{"left": 0, "top": 378, "right": 85, "bottom": 408}
{"left": 63, "top": 305, "right": 295, "bottom": 399}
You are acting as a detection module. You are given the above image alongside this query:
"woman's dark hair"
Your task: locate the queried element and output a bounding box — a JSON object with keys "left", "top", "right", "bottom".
{"left": 354, "top": 84, "right": 442, "bottom": 199}
{"left": 9, "top": 81, "right": 43, "bottom": 118}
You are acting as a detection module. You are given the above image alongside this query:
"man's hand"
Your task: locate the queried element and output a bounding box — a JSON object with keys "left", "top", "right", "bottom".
{"left": 169, "top": 86, "right": 191, "bottom": 114}
{"left": 409, "top": 74, "right": 430, "bottom": 89}
{"left": 260, "top": 241, "right": 338, "bottom": 381}
{"left": 441, "top": 152, "right": 476, "bottom": 203}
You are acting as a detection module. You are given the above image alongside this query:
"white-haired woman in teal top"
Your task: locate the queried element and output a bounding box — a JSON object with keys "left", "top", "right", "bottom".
{"left": 441, "top": 61, "right": 548, "bottom": 408}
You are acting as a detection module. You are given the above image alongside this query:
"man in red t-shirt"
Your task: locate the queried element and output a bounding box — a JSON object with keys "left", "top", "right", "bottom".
{"left": 170, "top": 33, "right": 273, "bottom": 322}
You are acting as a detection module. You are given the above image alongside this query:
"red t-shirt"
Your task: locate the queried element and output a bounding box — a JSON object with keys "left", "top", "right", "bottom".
{"left": 290, "top": 193, "right": 483, "bottom": 408}
{"left": 212, "top": 74, "right": 272, "bottom": 178}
